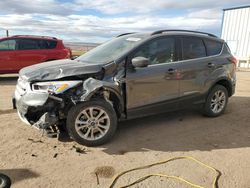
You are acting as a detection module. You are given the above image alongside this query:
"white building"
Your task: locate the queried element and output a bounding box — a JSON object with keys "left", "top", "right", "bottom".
{"left": 221, "top": 5, "right": 250, "bottom": 68}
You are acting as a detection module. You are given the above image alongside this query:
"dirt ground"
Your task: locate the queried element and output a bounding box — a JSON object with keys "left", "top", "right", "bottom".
{"left": 0, "top": 71, "right": 250, "bottom": 188}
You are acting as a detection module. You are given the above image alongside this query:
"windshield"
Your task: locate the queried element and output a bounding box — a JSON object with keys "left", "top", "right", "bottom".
{"left": 76, "top": 34, "right": 147, "bottom": 64}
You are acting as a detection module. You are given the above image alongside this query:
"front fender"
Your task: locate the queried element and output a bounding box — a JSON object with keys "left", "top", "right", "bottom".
{"left": 79, "top": 77, "right": 124, "bottom": 110}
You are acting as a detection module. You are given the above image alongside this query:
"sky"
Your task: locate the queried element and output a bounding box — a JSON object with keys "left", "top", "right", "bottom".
{"left": 0, "top": 0, "right": 249, "bottom": 43}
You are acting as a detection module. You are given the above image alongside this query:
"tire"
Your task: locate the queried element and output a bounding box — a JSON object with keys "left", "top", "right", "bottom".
{"left": 66, "top": 100, "right": 117, "bottom": 146}
{"left": 0, "top": 173, "right": 11, "bottom": 188}
{"left": 203, "top": 85, "right": 228, "bottom": 117}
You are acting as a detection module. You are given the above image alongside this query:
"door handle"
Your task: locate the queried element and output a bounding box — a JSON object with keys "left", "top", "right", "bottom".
{"left": 167, "top": 68, "right": 176, "bottom": 74}
{"left": 207, "top": 62, "right": 215, "bottom": 68}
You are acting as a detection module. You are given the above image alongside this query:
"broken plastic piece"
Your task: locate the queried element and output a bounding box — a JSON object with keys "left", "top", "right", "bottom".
{"left": 33, "top": 112, "right": 58, "bottom": 130}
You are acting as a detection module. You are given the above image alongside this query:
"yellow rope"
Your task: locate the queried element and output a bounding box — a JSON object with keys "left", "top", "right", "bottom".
{"left": 109, "top": 156, "right": 221, "bottom": 188}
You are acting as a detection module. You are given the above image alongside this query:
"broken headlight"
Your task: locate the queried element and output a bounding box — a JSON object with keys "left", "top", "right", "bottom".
{"left": 31, "top": 81, "right": 82, "bottom": 94}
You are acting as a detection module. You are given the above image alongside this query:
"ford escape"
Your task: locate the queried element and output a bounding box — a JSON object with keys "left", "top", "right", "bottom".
{"left": 13, "top": 30, "right": 236, "bottom": 146}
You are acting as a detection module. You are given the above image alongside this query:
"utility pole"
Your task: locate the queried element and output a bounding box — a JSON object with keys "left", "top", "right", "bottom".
{"left": 6, "top": 30, "right": 9, "bottom": 37}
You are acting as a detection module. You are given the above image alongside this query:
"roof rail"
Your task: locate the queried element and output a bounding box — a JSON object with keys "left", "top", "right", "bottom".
{"left": 151, "top": 30, "right": 218, "bottom": 38}
{"left": 116, "top": 32, "right": 136, "bottom": 37}
{"left": 11, "top": 35, "right": 57, "bottom": 40}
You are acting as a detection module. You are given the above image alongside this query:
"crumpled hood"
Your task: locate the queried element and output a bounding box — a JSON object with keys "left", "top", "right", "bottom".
{"left": 19, "top": 59, "right": 103, "bottom": 82}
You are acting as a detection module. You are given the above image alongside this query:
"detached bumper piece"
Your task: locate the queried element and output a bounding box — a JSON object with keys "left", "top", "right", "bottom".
{"left": 33, "top": 112, "right": 59, "bottom": 138}
{"left": 33, "top": 112, "right": 57, "bottom": 129}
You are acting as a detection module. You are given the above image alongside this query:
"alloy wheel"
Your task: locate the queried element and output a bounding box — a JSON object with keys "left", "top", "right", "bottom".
{"left": 210, "top": 90, "right": 226, "bottom": 114}
{"left": 75, "top": 107, "right": 110, "bottom": 141}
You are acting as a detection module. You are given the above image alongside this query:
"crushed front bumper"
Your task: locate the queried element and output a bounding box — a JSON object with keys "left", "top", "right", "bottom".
{"left": 14, "top": 78, "right": 49, "bottom": 126}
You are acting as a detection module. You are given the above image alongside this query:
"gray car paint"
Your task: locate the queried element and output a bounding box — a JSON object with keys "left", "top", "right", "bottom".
{"left": 124, "top": 35, "right": 235, "bottom": 118}
{"left": 19, "top": 59, "right": 103, "bottom": 81}
{"left": 14, "top": 32, "right": 236, "bottom": 128}
{"left": 126, "top": 62, "right": 180, "bottom": 109}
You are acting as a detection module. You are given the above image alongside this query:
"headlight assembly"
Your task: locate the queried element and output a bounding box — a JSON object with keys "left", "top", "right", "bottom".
{"left": 32, "top": 81, "right": 82, "bottom": 94}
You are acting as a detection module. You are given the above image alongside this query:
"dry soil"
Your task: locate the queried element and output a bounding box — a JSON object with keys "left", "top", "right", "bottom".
{"left": 0, "top": 71, "right": 250, "bottom": 188}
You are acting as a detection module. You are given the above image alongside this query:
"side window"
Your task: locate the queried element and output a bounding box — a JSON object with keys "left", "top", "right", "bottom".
{"left": 182, "top": 37, "right": 206, "bottom": 60}
{"left": 38, "top": 40, "right": 57, "bottom": 49}
{"left": 38, "top": 40, "right": 47, "bottom": 49}
{"left": 204, "top": 40, "right": 223, "bottom": 56}
{"left": 0, "top": 40, "right": 16, "bottom": 51}
{"left": 18, "top": 39, "right": 39, "bottom": 50}
{"left": 47, "top": 40, "right": 57, "bottom": 49}
{"left": 133, "top": 37, "right": 175, "bottom": 65}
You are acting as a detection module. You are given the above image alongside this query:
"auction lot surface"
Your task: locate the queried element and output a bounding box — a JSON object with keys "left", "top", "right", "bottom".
{"left": 0, "top": 71, "right": 250, "bottom": 188}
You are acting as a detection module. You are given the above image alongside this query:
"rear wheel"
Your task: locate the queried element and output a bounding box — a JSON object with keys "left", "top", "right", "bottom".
{"left": 203, "top": 85, "right": 228, "bottom": 117}
{"left": 66, "top": 100, "right": 117, "bottom": 146}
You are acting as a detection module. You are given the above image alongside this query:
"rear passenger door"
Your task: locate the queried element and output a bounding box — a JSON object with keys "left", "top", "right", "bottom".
{"left": 178, "top": 36, "right": 212, "bottom": 106}
{"left": 16, "top": 39, "right": 48, "bottom": 68}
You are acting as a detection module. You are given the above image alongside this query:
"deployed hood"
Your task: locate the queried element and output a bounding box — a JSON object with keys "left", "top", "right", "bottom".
{"left": 19, "top": 59, "right": 104, "bottom": 82}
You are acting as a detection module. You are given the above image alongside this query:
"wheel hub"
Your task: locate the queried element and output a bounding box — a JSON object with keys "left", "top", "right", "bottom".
{"left": 75, "top": 107, "right": 111, "bottom": 141}
{"left": 90, "top": 121, "right": 96, "bottom": 127}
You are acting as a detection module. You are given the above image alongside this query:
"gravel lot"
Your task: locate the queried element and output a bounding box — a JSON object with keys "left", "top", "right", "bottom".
{"left": 0, "top": 71, "right": 250, "bottom": 188}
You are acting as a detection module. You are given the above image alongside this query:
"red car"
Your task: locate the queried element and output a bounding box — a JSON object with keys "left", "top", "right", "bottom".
{"left": 0, "top": 35, "right": 72, "bottom": 74}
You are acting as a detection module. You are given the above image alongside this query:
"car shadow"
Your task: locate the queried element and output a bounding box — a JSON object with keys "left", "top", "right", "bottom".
{"left": 102, "top": 96, "right": 250, "bottom": 155}
{"left": 0, "top": 169, "right": 39, "bottom": 184}
{"left": 0, "top": 75, "right": 18, "bottom": 86}
{"left": 0, "top": 109, "right": 16, "bottom": 115}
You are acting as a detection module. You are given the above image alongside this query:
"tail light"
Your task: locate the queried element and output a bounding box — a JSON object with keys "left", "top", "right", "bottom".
{"left": 64, "top": 48, "right": 72, "bottom": 59}
{"left": 228, "top": 56, "right": 237, "bottom": 69}
{"left": 68, "top": 48, "right": 72, "bottom": 59}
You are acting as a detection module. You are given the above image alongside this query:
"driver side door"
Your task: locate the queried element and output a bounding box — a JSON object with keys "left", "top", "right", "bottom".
{"left": 125, "top": 36, "right": 181, "bottom": 119}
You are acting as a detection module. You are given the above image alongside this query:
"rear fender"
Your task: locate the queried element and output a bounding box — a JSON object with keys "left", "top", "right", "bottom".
{"left": 203, "top": 64, "right": 234, "bottom": 95}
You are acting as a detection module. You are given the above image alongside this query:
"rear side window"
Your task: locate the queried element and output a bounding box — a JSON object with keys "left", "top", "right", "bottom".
{"left": 18, "top": 39, "right": 39, "bottom": 50}
{"left": 133, "top": 37, "right": 176, "bottom": 65}
{"left": 17, "top": 39, "right": 57, "bottom": 50}
{"left": 47, "top": 40, "right": 57, "bottom": 49}
{"left": 39, "top": 40, "right": 57, "bottom": 49}
{"left": 182, "top": 37, "right": 206, "bottom": 60}
{"left": 204, "top": 40, "right": 223, "bottom": 56}
{"left": 0, "top": 40, "right": 16, "bottom": 50}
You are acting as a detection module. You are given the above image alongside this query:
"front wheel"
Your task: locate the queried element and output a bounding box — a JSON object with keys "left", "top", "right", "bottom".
{"left": 66, "top": 100, "right": 117, "bottom": 146}
{"left": 203, "top": 85, "right": 228, "bottom": 117}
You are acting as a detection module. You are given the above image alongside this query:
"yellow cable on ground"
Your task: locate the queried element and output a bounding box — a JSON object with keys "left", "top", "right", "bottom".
{"left": 109, "top": 156, "right": 221, "bottom": 188}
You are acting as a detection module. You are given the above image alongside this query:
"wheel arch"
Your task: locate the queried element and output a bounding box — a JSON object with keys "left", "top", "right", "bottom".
{"left": 78, "top": 78, "right": 125, "bottom": 118}
{"left": 89, "top": 87, "right": 125, "bottom": 118}
{"left": 210, "top": 77, "right": 233, "bottom": 97}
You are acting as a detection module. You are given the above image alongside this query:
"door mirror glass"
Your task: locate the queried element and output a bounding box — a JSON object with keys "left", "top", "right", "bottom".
{"left": 132, "top": 56, "right": 149, "bottom": 68}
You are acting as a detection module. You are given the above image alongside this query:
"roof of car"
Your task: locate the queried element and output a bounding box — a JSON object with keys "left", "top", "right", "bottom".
{"left": 159, "top": 32, "right": 224, "bottom": 42}
{"left": 2, "top": 35, "right": 58, "bottom": 40}
{"left": 118, "top": 30, "right": 223, "bottom": 42}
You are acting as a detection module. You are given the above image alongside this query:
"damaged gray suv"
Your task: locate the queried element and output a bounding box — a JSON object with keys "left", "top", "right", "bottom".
{"left": 14, "top": 30, "right": 236, "bottom": 146}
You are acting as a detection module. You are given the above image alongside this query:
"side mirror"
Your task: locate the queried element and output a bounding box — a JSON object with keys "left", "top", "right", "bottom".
{"left": 132, "top": 57, "right": 149, "bottom": 68}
